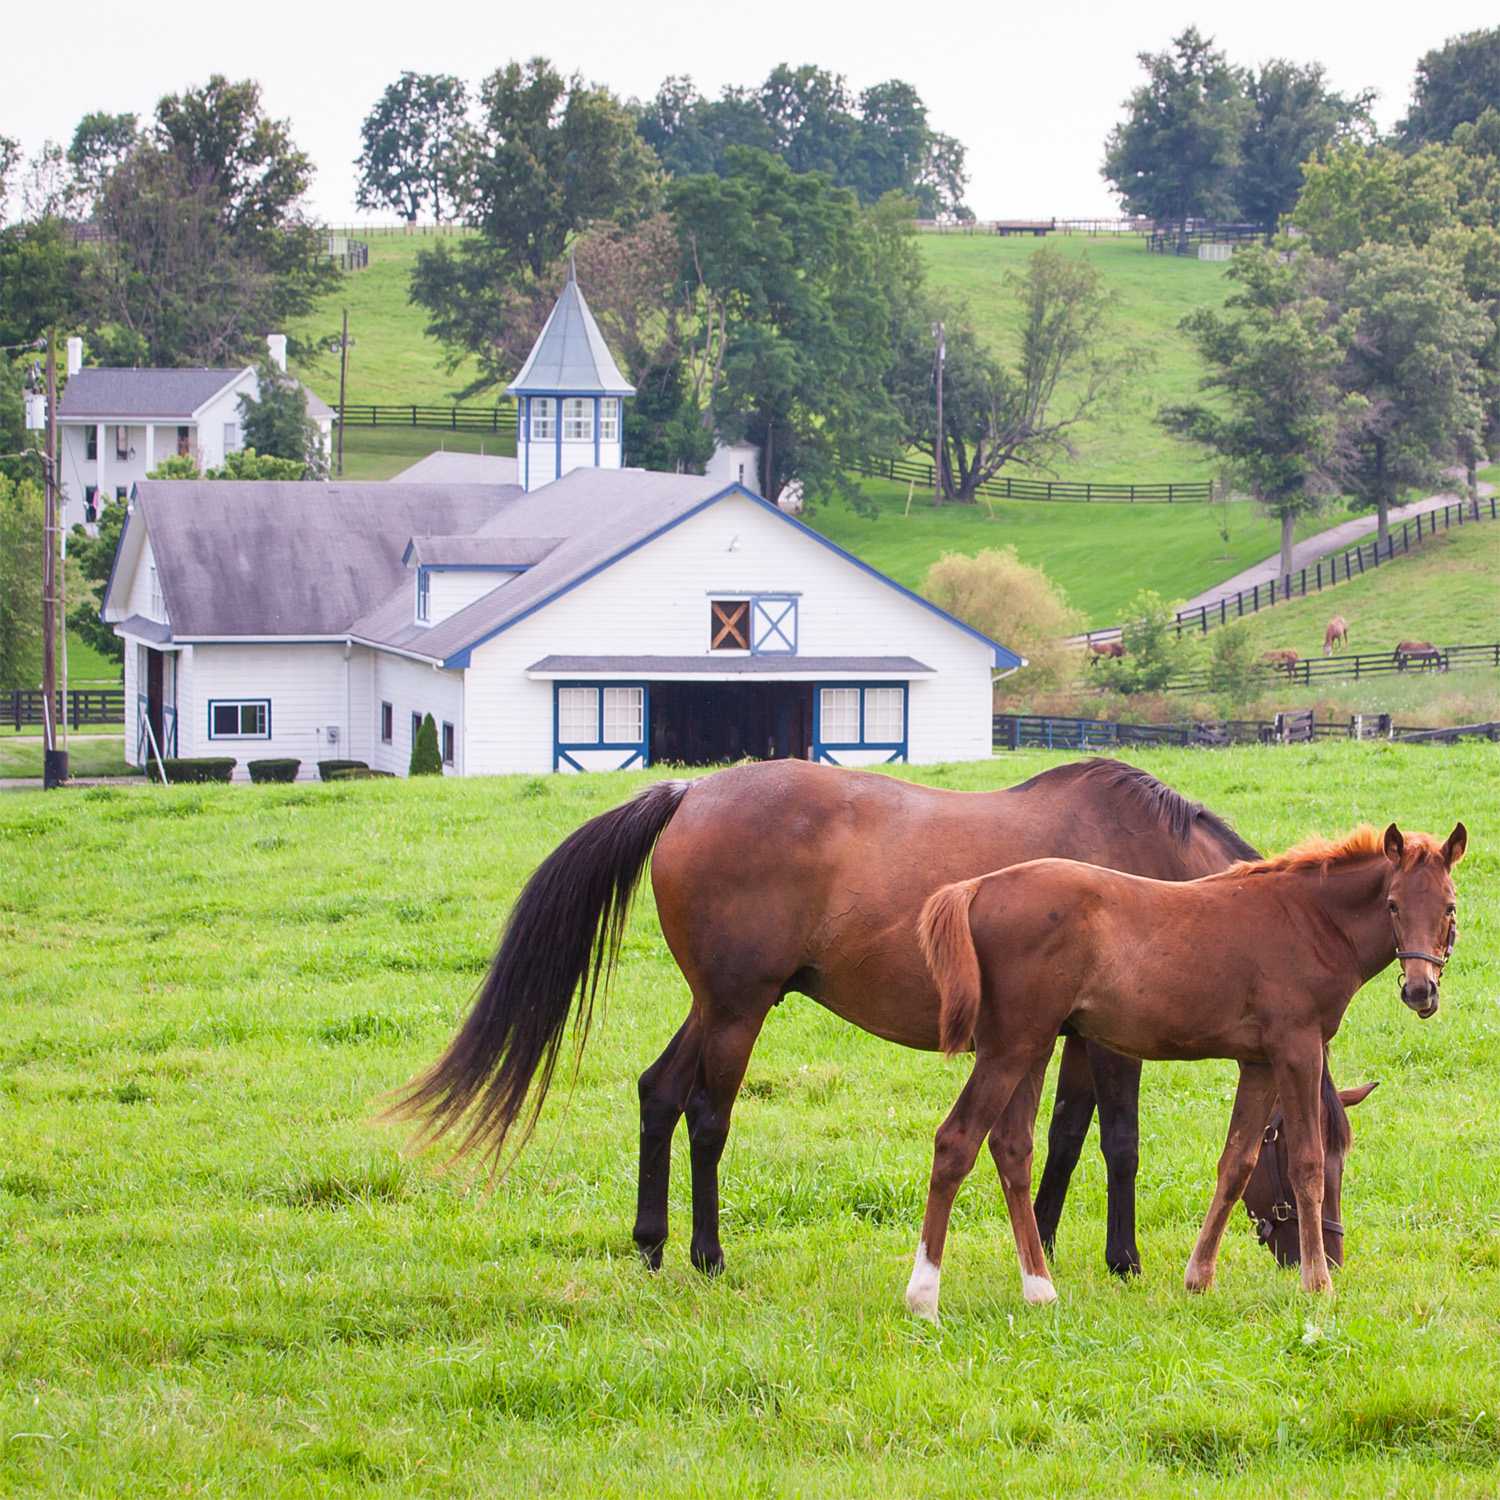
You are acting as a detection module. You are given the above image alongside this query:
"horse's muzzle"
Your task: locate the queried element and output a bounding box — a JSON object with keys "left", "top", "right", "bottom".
{"left": 1401, "top": 979, "right": 1440, "bottom": 1018}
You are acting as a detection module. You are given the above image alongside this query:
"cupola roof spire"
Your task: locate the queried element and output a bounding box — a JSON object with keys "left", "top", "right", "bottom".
{"left": 507, "top": 265, "right": 634, "bottom": 398}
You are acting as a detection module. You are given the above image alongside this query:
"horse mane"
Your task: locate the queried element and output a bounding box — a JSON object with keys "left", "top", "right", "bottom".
{"left": 1236, "top": 824, "right": 1445, "bottom": 877}
{"left": 1012, "top": 758, "right": 1261, "bottom": 862}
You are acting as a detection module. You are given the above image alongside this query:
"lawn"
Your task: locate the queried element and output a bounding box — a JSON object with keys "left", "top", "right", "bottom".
{"left": 0, "top": 735, "right": 131, "bottom": 778}
{"left": 807, "top": 477, "right": 1354, "bottom": 626}
{"left": 333, "top": 425, "right": 516, "bottom": 482}
{"left": 3, "top": 747, "right": 1498, "bottom": 1495}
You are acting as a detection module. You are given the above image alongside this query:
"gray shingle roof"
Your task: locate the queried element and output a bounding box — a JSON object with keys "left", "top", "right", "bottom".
{"left": 525, "top": 655, "right": 936, "bottom": 676}
{"left": 392, "top": 452, "right": 519, "bottom": 484}
{"left": 115, "top": 614, "right": 173, "bottom": 644}
{"left": 402, "top": 535, "right": 562, "bottom": 568}
{"left": 58, "top": 368, "right": 246, "bottom": 419}
{"left": 507, "top": 268, "right": 635, "bottom": 397}
{"left": 117, "top": 482, "right": 521, "bottom": 637}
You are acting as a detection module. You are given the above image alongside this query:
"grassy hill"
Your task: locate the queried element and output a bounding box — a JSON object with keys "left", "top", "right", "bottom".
{"left": 3, "top": 748, "right": 1498, "bottom": 1494}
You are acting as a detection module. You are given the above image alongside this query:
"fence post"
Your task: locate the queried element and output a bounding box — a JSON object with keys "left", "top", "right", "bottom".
{"left": 1300, "top": 566, "right": 1306, "bottom": 595}
{"left": 411, "top": 405, "right": 417, "bottom": 427}
{"left": 1253, "top": 583, "right": 1259, "bottom": 612}
{"left": 1316, "top": 560, "right": 1322, "bottom": 590}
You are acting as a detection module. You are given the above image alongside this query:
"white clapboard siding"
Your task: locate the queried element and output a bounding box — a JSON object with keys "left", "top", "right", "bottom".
{"left": 368, "top": 651, "right": 465, "bottom": 776}
{"left": 421, "top": 569, "right": 515, "bottom": 627}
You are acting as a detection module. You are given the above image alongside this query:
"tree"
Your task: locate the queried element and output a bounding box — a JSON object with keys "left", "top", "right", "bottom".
{"left": 1094, "top": 590, "right": 1190, "bottom": 693}
{"left": 67, "top": 111, "right": 139, "bottom": 209}
{"left": 1162, "top": 243, "right": 1360, "bottom": 579}
{"left": 1102, "top": 27, "right": 1250, "bottom": 231}
{"left": 1333, "top": 243, "right": 1489, "bottom": 543}
{"left": 410, "top": 713, "right": 442, "bottom": 775}
{"left": 0, "top": 217, "right": 88, "bottom": 346}
{"left": 355, "top": 72, "right": 468, "bottom": 223}
{"left": 891, "top": 249, "right": 1139, "bottom": 502}
{"left": 148, "top": 448, "right": 307, "bottom": 480}
{"left": 67, "top": 497, "right": 126, "bottom": 666}
{"left": 1292, "top": 141, "right": 1460, "bottom": 256}
{"left": 921, "top": 548, "right": 1083, "bottom": 692}
{"left": 670, "top": 147, "right": 901, "bottom": 505}
{"left": 0, "top": 475, "right": 45, "bottom": 687}
{"left": 239, "top": 363, "right": 329, "bottom": 478}
{"left": 758, "top": 64, "right": 858, "bottom": 179}
{"left": 1234, "top": 60, "right": 1374, "bottom": 229}
{"left": 18, "top": 141, "right": 77, "bottom": 222}
{"left": 1205, "top": 623, "right": 1262, "bottom": 710}
{"left": 1400, "top": 27, "right": 1500, "bottom": 146}
{"left": 0, "top": 135, "right": 20, "bottom": 218}
{"left": 635, "top": 76, "right": 775, "bottom": 178}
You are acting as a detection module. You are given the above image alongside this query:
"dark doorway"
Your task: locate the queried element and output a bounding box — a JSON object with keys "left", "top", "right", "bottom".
{"left": 145, "top": 649, "right": 165, "bottom": 753}
{"left": 650, "top": 681, "right": 812, "bottom": 766}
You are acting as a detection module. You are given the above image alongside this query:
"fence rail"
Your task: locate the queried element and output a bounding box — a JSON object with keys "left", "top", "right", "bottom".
{"left": 7, "top": 688, "right": 124, "bottom": 730}
{"left": 848, "top": 453, "right": 1213, "bottom": 505}
{"left": 1162, "top": 641, "right": 1500, "bottom": 695}
{"left": 993, "top": 710, "right": 1500, "bottom": 751}
{"left": 339, "top": 402, "right": 518, "bottom": 434}
{"left": 1172, "top": 495, "right": 1500, "bottom": 637}
{"left": 1147, "top": 223, "right": 1269, "bottom": 255}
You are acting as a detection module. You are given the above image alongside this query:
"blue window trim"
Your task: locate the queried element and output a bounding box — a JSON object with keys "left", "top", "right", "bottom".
{"left": 442, "top": 483, "right": 1022, "bottom": 671}
{"left": 552, "top": 681, "right": 650, "bottom": 772}
{"left": 207, "top": 697, "right": 271, "bottom": 740}
{"left": 812, "top": 681, "right": 908, "bottom": 765}
{"left": 593, "top": 395, "right": 600, "bottom": 467}
{"left": 751, "top": 594, "right": 798, "bottom": 655}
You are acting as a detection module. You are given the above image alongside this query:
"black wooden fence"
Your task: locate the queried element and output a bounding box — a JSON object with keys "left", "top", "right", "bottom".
{"left": 848, "top": 453, "right": 1213, "bottom": 504}
{"left": 1147, "top": 223, "right": 1269, "bottom": 255}
{"left": 339, "top": 402, "right": 519, "bottom": 434}
{"left": 1163, "top": 641, "right": 1500, "bottom": 695}
{"left": 7, "top": 688, "right": 124, "bottom": 730}
{"left": 1171, "top": 495, "right": 1500, "bottom": 637}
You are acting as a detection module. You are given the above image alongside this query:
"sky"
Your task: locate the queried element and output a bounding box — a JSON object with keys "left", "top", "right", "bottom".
{"left": 4, "top": 0, "right": 1498, "bottom": 223}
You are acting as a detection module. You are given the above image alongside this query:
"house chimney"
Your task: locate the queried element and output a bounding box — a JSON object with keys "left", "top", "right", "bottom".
{"left": 66, "top": 337, "right": 83, "bottom": 377}
{"left": 266, "top": 334, "right": 287, "bottom": 372}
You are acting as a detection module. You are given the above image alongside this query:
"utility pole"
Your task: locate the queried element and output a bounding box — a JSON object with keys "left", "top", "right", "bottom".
{"left": 41, "top": 330, "right": 67, "bottom": 788}
{"left": 336, "top": 308, "right": 350, "bottom": 477}
{"left": 932, "top": 320, "right": 945, "bottom": 508}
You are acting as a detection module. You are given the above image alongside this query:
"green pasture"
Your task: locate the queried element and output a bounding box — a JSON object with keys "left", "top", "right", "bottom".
{"left": 0, "top": 736, "right": 131, "bottom": 778}
{"left": 333, "top": 426, "right": 516, "bottom": 482}
{"left": 3, "top": 747, "right": 1498, "bottom": 1495}
{"left": 808, "top": 477, "right": 1354, "bottom": 625}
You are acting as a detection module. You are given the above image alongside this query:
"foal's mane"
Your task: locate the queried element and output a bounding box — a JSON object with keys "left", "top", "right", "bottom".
{"left": 1014, "top": 758, "right": 1261, "bottom": 862}
{"left": 1234, "top": 824, "right": 1445, "bottom": 877}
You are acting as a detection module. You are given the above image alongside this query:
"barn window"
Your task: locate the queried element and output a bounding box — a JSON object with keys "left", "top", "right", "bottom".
{"left": 709, "top": 599, "right": 750, "bottom": 650}
{"left": 599, "top": 399, "right": 620, "bottom": 442}
{"left": 751, "top": 596, "right": 797, "bottom": 654}
{"left": 441, "top": 721, "right": 455, "bottom": 766}
{"left": 557, "top": 687, "right": 599, "bottom": 744}
{"left": 603, "top": 687, "right": 644, "bottom": 743}
{"left": 562, "top": 397, "right": 593, "bottom": 442}
{"left": 819, "top": 688, "right": 860, "bottom": 743}
{"left": 529, "top": 398, "right": 556, "bottom": 441}
{"left": 863, "top": 687, "right": 905, "bottom": 742}
{"left": 149, "top": 564, "right": 163, "bottom": 618}
{"left": 208, "top": 700, "right": 269, "bottom": 739}
{"left": 411, "top": 712, "right": 422, "bottom": 745}
{"left": 415, "top": 569, "right": 430, "bottom": 622}
{"left": 380, "top": 702, "right": 393, "bottom": 743}
{"left": 818, "top": 685, "right": 907, "bottom": 748}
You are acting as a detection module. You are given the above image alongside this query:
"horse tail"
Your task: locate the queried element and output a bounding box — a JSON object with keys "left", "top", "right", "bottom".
{"left": 385, "top": 778, "right": 691, "bottom": 1169}
{"left": 919, "top": 878, "right": 985, "bottom": 1056}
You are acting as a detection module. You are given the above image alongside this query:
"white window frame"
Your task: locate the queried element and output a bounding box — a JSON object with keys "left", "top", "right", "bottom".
{"left": 529, "top": 398, "right": 556, "bottom": 441}
{"left": 818, "top": 688, "right": 860, "bottom": 744}
{"left": 415, "top": 569, "right": 430, "bottom": 623}
{"left": 863, "top": 687, "right": 905, "bottom": 743}
{"left": 818, "top": 684, "right": 907, "bottom": 750}
{"left": 207, "top": 699, "right": 270, "bottom": 740}
{"left": 223, "top": 421, "right": 242, "bottom": 454}
{"left": 562, "top": 397, "right": 593, "bottom": 442}
{"left": 441, "top": 720, "right": 455, "bottom": 766}
{"left": 603, "top": 686, "right": 644, "bottom": 744}
{"left": 598, "top": 398, "right": 620, "bottom": 443}
{"left": 557, "top": 686, "right": 600, "bottom": 745}
{"left": 380, "top": 701, "right": 393, "bottom": 744}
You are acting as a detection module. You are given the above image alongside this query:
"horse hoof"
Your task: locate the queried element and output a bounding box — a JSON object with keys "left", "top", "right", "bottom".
{"left": 1022, "top": 1274, "right": 1058, "bottom": 1306}
{"left": 690, "top": 1245, "right": 725, "bottom": 1276}
{"left": 906, "top": 1288, "right": 940, "bottom": 1323}
{"left": 636, "top": 1241, "right": 665, "bottom": 1272}
{"left": 1184, "top": 1269, "right": 1214, "bottom": 1294}
{"left": 1107, "top": 1256, "right": 1142, "bottom": 1279}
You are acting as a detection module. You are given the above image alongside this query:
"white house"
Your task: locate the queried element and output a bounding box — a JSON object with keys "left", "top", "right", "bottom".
{"left": 103, "top": 276, "right": 1022, "bottom": 779}
{"left": 56, "top": 335, "right": 334, "bottom": 531}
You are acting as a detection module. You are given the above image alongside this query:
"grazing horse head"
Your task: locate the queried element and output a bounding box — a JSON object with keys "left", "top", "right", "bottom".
{"left": 1384, "top": 821, "right": 1466, "bottom": 1018}
{"left": 1244, "top": 1078, "right": 1377, "bottom": 1267}
{"left": 1323, "top": 616, "right": 1349, "bottom": 656}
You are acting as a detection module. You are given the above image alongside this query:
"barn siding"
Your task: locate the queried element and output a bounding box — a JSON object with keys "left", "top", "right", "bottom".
{"left": 422, "top": 569, "right": 516, "bottom": 626}
{"left": 368, "top": 652, "right": 465, "bottom": 776}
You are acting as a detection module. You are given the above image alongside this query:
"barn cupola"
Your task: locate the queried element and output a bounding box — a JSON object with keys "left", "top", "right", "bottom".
{"left": 507, "top": 258, "right": 635, "bottom": 493}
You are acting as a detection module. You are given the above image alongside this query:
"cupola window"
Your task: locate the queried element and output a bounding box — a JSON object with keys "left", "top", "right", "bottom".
{"left": 562, "top": 398, "right": 593, "bottom": 442}
{"left": 529, "top": 399, "right": 556, "bottom": 441}
{"left": 599, "top": 399, "right": 620, "bottom": 443}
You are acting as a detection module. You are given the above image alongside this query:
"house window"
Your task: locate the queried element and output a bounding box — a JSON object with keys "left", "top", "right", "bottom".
{"left": 819, "top": 688, "right": 861, "bottom": 744}
{"left": 751, "top": 596, "right": 797, "bottom": 654}
{"left": 557, "top": 687, "right": 599, "bottom": 743}
{"left": 114, "top": 425, "right": 130, "bottom": 460}
{"left": 818, "top": 685, "right": 907, "bottom": 749}
{"left": 86, "top": 426, "right": 98, "bottom": 461}
{"left": 176, "top": 425, "right": 192, "bottom": 457}
{"left": 529, "top": 398, "right": 556, "bottom": 441}
{"left": 84, "top": 485, "right": 98, "bottom": 521}
{"left": 441, "top": 721, "right": 455, "bottom": 766}
{"left": 223, "top": 422, "right": 242, "bottom": 453}
{"left": 562, "top": 397, "right": 593, "bottom": 442}
{"left": 599, "top": 399, "right": 619, "bottom": 443}
{"left": 415, "top": 569, "right": 430, "bottom": 622}
{"left": 380, "top": 701, "right": 393, "bottom": 744}
{"left": 603, "top": 687, "right": 644, "bottom": 743}
{"left": 115, "top": 486, "right": 127, "bottom": 501}
{"left": 709, "top": 599, "right": 750, "bottom": 650}
{"left": 149, "top": 564, "right": 163, "bottom": 618}
{"left": 208, "top": 700, "right": 270, "bottom": 739}
{"left": 411, "top": 712, "right": 422, "bottom": 746}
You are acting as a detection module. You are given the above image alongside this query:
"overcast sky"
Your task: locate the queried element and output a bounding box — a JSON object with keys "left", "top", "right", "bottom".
{"left": 5, "top": 0, "right": 1497, "bottom": 222}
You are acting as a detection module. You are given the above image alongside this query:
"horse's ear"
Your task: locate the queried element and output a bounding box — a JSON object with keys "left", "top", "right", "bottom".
{"left": 1383, "top": 824, "right": 1404, "bottom": 863}
{"left": 1338, "top": 1081, "right": 1378, "bottom": 1109}
{"left": 1443, "top": 822, "right": 1468, "bottom": 868}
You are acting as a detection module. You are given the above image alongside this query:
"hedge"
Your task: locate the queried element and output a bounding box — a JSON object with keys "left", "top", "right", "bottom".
{"left": 160, "top": 757, "right": 236, "bottom": 784}
{"left": 327, "top": 767, "right": 396, "bottom": 780}
{"left": 317, "top": 759, "right": 369, "bottom": 781}
{"left": 247, "top": 758, "right": 301, "bottom": 784}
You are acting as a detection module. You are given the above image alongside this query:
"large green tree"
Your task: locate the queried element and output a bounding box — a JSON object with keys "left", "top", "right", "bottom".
{"left": 354, "top": 72, "right": 468, "bottom": 223}
{"left": 1102, "top": 27, "right": 1250, "bottom": 231}
{"left": 238, "top": 363, "right": 329, "bottom": 478}
{"left": 0, "top": 217, "right": 88, "bottom": 346}
{"left": 0, "top": 475, "right": 45, "bottom": 687}
{"left": 67, "top": 111, "right": 139, "bottom": 210}
{"left": 1292, "top": 140, "right": 1461, "bottom": 256}
{"left": 1162, "top": 244, "right": 1360, "bottom": 579}
{"left": 1400, "top": 27, "right": 1500, "bottom": 146}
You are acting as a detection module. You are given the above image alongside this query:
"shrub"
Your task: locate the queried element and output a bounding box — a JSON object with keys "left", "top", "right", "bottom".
{"left": 160, "top": 757, "right": 235, "bottom": 784}
{"left": 1093, "top": 589, "right": 1195, "bottom": 694}
{"left": 317, "top": 759, "right": 368, "bottom": 781}
{"left": 247, "top": 758, "right": 301, "bottom": 784}
{"left": 921, "top": 547, "right": 1084, "bottom": 693}
{"left": 327, "top": 767, "right": 396, "bottom": 780}
{"left": 1205, "top": 624, "right": 1262, "bottom": 711}
{"left": 409, "top": 714, "right": 442, "bottom": 776}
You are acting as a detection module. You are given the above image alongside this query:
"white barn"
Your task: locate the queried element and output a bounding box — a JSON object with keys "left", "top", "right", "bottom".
{"left": 103, "top": 277, "right": 1021, "bottom": 779}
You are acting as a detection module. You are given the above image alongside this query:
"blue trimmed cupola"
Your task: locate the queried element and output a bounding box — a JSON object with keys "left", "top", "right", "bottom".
{"left": 507, "top": 260, "right": 636, "bottom": 493}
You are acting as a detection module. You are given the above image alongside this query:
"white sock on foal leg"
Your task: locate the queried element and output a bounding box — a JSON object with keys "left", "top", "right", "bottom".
{"left": 906, "top": 1240, "right": 941, "bottom": 1322}
{"left": 1021, "top": 1272, "right": 1058, "bottom": 1305}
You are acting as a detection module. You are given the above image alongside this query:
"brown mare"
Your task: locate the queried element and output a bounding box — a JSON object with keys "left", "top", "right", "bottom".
{"left": 1395, "top": 640, "right": 1443, "bottom": 671}
{"left": 1261, "top": 648, "right": 1299, "bottom": 675}
{"left": 390, "top": 757, "right": 1307, "bottom": 1278}
{"left": 1323, "top": 616, "right": 1349, "bottom": 656}
{"left": 909, "top": 822, "right": 1465, "bottom": 1318}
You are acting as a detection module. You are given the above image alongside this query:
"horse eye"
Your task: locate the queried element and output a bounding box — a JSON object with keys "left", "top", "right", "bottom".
{"left": 1388, "top": 901, "right": 1399, "bottom": 913}
{"left": 1446, "top": 905, "right": 1457, "bottom": 916}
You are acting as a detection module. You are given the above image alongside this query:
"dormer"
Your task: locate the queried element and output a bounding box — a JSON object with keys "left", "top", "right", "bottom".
{"left": 403, "top": 536, "right": 562, "bottom": 628}
{"left": 507, "top": 261, "right": 635, "bottom": 492}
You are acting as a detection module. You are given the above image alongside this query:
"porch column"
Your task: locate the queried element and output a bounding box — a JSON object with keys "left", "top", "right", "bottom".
{"left": 143, "top": 423, "right": 154, "bottom": 473}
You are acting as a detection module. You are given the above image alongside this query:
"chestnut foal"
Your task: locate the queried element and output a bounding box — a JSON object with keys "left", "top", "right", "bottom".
{"left": 908, "top": 821, "right": 1466, "bottom": 1319}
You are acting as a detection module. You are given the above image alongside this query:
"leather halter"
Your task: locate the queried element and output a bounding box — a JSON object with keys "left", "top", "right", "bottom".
{"left": 1246, "top": 1118, "right": 1344, "bottom": 1246}
{"left": 1391, "top": 912, "right": 1457, "bottom": 987}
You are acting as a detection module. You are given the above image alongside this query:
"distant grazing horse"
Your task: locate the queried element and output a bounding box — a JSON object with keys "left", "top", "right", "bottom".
{"left": 1323, "top": 616, "right": 1349, "bottom": 656}
{"left": 1395, "top": 640, "right": 1443, "bottom": 671}
{"left": 1261, "top": 648, "right": 1299, "bottom": 675}
{"left": 1089, "top": 640, "right": 1125, "bottom": 663}
{"left": 389, "top": 758, "right": 1332, "bottom": 1280}
{"left": 910, "top": 821, "right": 1465, "bottom": 1316}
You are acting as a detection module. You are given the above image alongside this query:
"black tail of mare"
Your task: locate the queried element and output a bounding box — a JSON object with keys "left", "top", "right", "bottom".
{"left": 385, "top": 778, "right": 689, "bottom": 1168}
